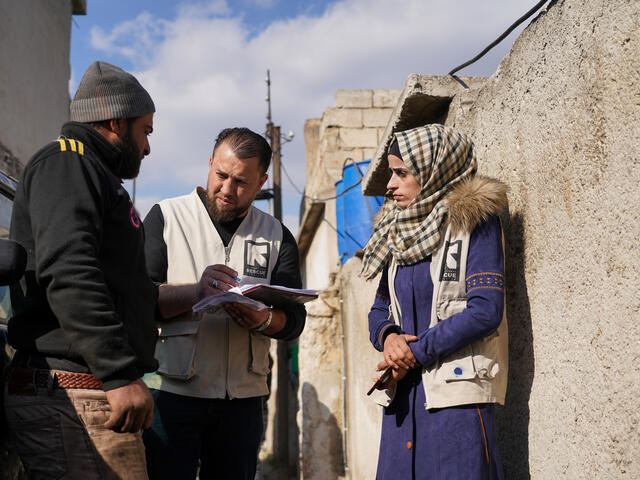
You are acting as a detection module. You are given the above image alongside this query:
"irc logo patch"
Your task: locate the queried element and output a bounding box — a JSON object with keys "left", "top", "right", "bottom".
{"left": 439, "top": 240, "right": 461, "bottom": 282}
{"left": 244, "top": 240, "right": 270, "bottom": 278}
{"left": 129, "top": 205, "right": 141, "bottom": 229}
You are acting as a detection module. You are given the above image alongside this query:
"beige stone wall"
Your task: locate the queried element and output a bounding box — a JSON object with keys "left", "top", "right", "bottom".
{"left": 0, "top": 0, "right": 75, "bottom": 178}
{"left": 338, "top": 258, "right": 382, "bottom": 480}
{"left": 298, "top": 259, "right": 383, "bottom": 480}
{"left": 447, "top": 1, "right": 640, "bottom": 477}
{"left": 301, "top": 202, "right": 338, "bottom": 290}
{"left": 297, "top": 284, "right": 345, "bottom": 479}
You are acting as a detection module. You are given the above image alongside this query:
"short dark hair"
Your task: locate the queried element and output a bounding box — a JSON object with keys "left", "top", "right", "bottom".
{"left": 87, "top": 116, "right": 140, "bottom": 130}
{"left": 87, "top": 119, "right": 111, "bottom": 129}
{"left": 213, "top": 128, "right": 272, "bottom": 174}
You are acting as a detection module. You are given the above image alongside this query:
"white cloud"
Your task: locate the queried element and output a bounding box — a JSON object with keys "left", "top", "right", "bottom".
{"left": 90, "top": 12, "right": 168, "bottom": 65}
{"left": 90, "top": 0, "right": 536, "bottom": 233}
{"left": 283, "top": 214, "right": 299, "bottom": 237}
{"left": 69, "top": 67, "right": 77, "bottom": 97}
{"left": 133, "top": 194, "right": 163, "bottom": 220}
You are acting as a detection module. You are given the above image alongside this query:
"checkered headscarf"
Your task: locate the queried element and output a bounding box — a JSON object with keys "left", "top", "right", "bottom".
{"left": 361, "top": 124, "right": 477, "bottom": 280}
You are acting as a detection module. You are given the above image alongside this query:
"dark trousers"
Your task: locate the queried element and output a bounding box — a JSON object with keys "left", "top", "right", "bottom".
{"left": 5, "top": 385, "right": 148, "bottom": 480}
{"left": 143, "top": 389, "right": 263, "bottom": 480}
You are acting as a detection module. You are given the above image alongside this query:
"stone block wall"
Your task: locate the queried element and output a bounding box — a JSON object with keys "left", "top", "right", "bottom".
{"left": 297, "top": 283, "right": 345, "bottom": 479}
{"left": 303, "top": 89, "right": 400, "bottom": 215}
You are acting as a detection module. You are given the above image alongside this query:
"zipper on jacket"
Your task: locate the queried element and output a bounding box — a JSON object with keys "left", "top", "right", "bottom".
{"left": 224, "top": 234, "right": 236, "bottom": 266}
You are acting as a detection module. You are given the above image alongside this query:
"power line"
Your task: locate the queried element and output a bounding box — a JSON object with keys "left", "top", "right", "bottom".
{"left": 448, "top": 0, "right": 551, "bottom": 76}
{"left": 280, "top": 156, "right": 375, "bottom": 203}
{"left": 281, "top": 3, "right": 554, "bottom": 200}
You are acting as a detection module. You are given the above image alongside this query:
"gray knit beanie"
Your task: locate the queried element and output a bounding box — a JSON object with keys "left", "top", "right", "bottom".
{"left": 70, "top": 61, "right": 155, "bottom": 123}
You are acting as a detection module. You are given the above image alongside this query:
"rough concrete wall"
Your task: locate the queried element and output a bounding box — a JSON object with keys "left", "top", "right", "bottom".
{"left": 298, "top": 285, "right": 345, "bottom": 479}
{"left": 302, "top": 205, "right": 339, "bottom": 290}
{"left": 304, "top": 119, "right": 321, "bottom": 184}
{"left": 339, "top": 258, "right": 382, "bottom": 480}
{"left": 260, "top": 342, "right": 278, "bottom": 460}
{"left": 0, "top": 0, "right": 72, "bottom": 176}
{"left": 442, "top": 1, "right": 640, "bottom": 477}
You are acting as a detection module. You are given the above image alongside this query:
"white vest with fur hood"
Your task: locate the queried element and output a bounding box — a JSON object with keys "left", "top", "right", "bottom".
{"left": 379, "top": 176, "right": 508, "bottom": 410}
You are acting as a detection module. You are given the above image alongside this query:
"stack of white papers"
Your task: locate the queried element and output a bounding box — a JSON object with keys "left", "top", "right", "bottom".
{"left": 192, "top": 284, "right": 318, "bottom": 313}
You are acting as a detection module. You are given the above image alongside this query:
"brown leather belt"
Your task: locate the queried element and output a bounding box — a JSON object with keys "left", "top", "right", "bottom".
{"left": 7, "top": 367, "right": 103, "bottom": 395}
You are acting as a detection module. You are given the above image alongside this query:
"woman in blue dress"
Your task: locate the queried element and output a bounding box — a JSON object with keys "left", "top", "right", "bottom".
{"left": 363, "top": 124, "right": 508, "bottom": 479}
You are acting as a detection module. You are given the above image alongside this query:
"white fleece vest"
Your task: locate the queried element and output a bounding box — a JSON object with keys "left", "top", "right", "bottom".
{"left": 146, "top": 189, "right": 282, "bottom": 399}
{"left": 382, "top": 222, "right": 508, "bottom": 409}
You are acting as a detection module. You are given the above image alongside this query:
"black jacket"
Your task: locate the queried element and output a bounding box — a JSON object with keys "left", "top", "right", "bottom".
{"left": 9, "top": 122, "right": 158, "bottom": 390}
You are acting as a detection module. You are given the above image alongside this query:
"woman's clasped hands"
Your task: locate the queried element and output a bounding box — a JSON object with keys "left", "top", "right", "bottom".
{"left": 375, "top": 332, "right": 419, "bottom": 390}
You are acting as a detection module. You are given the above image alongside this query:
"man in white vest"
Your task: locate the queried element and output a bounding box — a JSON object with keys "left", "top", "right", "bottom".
{"left": 141, "top": 127, "right": 306, "bottom": 480}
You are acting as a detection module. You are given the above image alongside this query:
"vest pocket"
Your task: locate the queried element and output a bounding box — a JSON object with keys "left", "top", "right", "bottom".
{"left": 155, "top": 320, "right": 200, "bottom": 380}
{"left": 248, "top": 331, "right": 271, "bottom": 376}
{"left": 440, "top": 337, "right": 500, "bottom": 382}
{"left": 441, "top": 345, "right": 477, "bottom": 382}
{"left": 470, "top": 334, "right": 500, "bottom": 379}
{"left": 437, "top": 297, "right": 467, "bottom": 321}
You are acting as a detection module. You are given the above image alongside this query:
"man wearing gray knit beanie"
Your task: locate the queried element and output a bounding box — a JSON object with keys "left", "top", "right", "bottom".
{"left": 6, "top": 61, "right": 158, "bottom": 480}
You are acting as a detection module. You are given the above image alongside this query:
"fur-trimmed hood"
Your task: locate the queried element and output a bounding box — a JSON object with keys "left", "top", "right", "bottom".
{"left": 445, "top": 176, "right": 508, "bottom": 234}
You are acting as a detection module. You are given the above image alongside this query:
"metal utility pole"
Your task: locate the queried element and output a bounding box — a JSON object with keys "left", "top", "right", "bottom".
{"left": 271, "top": 125, "right": 282, "bottom": 220}
{"left": 266, "top": 69, "right": 288, "bottom": 474}
{"left": 266, "top": 71, "right": 282, "bottom": 220}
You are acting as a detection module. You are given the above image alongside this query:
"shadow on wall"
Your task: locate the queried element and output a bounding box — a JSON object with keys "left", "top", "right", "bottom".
{"left": 498, "top": 212, "right": 535, "bottom": 479}
{"left": 300, "top": 382, "right": 344, "bottom": 479}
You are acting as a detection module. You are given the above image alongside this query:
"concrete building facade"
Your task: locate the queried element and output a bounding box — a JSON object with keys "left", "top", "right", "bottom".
{"left": 0, "top": 0, "right": 85, "bottom": 178}
{"left": 298, "top": 0, "right": 640, "bottom": 478}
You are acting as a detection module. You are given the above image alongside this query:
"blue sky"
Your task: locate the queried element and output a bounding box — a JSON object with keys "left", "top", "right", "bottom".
{"left": 71, "top": 1, "right": 337, "bottom": 76}
{"left": 70, "top": 0, "right": 535, "bottom": 234}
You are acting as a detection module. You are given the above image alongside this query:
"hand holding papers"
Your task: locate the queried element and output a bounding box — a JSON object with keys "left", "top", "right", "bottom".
{"left": 193, "top": 284, "right": 318, "bottom": 313}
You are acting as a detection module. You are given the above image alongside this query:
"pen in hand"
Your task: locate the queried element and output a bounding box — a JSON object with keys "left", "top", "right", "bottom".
{"left": 367, "top": 365, "right": 393, "bottom": 396}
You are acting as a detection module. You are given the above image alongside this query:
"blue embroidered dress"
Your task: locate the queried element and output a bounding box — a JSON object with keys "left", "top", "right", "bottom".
{"left": 368, "top": 215, "right": 505, "bottom": 480}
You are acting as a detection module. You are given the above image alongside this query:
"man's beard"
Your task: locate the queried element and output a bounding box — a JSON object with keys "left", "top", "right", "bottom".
{"left": 205, "top": 193, "right": 250, "bottom": 222}
{"left": 115, "top": 125, "right": 142, "bottom": 179}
